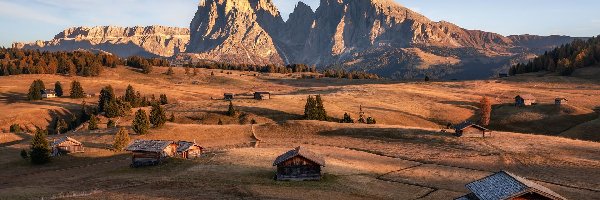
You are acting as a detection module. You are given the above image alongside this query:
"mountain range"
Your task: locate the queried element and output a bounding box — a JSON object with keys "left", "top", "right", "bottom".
{"left": 13, "top": 0, "right": 582, "bottom": 79}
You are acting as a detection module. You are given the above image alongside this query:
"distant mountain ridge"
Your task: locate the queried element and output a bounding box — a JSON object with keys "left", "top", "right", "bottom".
{"left": 14, "top": 0, "right": 582, "bottom": 79}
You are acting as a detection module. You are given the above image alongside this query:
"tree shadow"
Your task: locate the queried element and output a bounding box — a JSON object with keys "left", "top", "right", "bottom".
{"left": 262, "top": 77, "right": 404, "bottom": 88}
{"left": 317, "top": 127, "right": 461, "bottom": 147}
{"left": 0, "top": 91, "right": 26, "bottom": 104}
{"left": 238, "top": 106, "right": 303, "bottom": 124}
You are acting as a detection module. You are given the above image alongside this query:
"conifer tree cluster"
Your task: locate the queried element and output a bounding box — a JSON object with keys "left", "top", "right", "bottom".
{"left": 510, "top": 36, "right": 600, "bottom": 76}
{"left": 0, "top": 48, "right": 119, "bottom": 77}
{"left": 322, "top": 69, "right": 380, "bottom": 80}
{"left": 304, "top": 95, "right": 328, "bottom": 121}
{"left": 98, "top": 85, "right": 132, "bottom": 118}
{"left": 126, "top": 56, "right": 168, "bottom": 74}
{"left": 27, "top": 79, "right": 45, "bottom": 100}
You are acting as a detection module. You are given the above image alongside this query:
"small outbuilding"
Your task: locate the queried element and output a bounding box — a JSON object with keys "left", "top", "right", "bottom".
{"left": 41, "top": 89, "right": 57, "bottom": 98}
{"left": 498, "top": 73, "right": 509, "bottom": 78}
{"left": 50, "top": 136, "right": 84, "bottom": 156}
{"left": 455, "top": 171, "right": 566, "bottom": 200}
{"left": 254, "top": 92, "right": 271, "bottom": 100}
{"left": 176, "top": 141, "right": 203, "bottom": 159}
{"left": 555, "top": 98, "right": 568, "bottom": 105}
{"left": 515, "top": 94, "right": 536, "bottom": 106}
{"left": 273, "top": 146, "right": 325, "bottom": 181}
{"left": 126, "top": 140, "right": 178, "bottom": 167}
{"left": 224, "top": 93, "right": 234, "bottom": 100}
{"left": 454, "top": 121, "right": 490, "bottom": 137}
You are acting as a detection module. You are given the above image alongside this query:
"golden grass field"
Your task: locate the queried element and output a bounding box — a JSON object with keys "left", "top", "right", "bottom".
{"left": 0, "top": 66, "right": 599, "bottom": 199}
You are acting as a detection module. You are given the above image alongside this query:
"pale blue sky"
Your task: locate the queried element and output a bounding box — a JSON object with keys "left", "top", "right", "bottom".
{"left": 1, "top": 0, "right": 599, "bottom": 47}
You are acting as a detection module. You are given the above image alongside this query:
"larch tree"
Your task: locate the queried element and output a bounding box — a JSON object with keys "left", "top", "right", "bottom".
{"left": 479, "top": 96, "right": 492, "bottom": 126}
{"left": 113, "top": 128, "right": 130, "bottom": 151}
{"left": 88, "top": 115, "right": 99, "bottom": 130}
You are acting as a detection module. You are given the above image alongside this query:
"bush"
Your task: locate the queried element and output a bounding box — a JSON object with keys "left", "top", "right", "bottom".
{"left": 341, "top": 113, "right": 354, "bottom": 123}
{"left": 250, "top": 119, "right": 257, "bottom": 124}
{"left": 10, "top": 124, "right": 21, "bottom": 133}
{"left": 169, "top": 113, "right": 175, "bottom": 122}
{"left": 366, "top": 117, "right": 377, "bottom": 124}
{"left": 159, "top": 94, "right": 168, "bottom": 105}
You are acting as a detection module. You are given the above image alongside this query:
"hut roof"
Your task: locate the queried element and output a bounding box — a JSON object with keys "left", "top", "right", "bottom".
{"left": 50, "top": 136, "right": 82, "bottom": 147}
{"left": 41, "top": 89, "right": 56, "bottom": 95}
{"left": 255, "top": 91, "right": 270, "bottom": 94}
{"left": 126, "top": 140, "right": 175, "bottom": 153}
{"left": 555, "top": 97, "right": 568, "bottom": 101}
{"left": 273, "top": 146, "right": 325, "bottom": 166}
{"left": 464, "top": 171, "right": 566, "bottom": 200}
{"left": 455, "top": 121, "right": 489, "bottom": 131}
{"left": 515, "top": 94, "right": 536, "bottom": 100}
{"left": 176, "top": 141, "right": 203, "bottom": 152}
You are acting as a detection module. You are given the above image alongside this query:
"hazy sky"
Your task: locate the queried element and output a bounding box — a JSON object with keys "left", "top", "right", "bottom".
{"left": 1, "top": 0, "right": 599, "bottom": 47}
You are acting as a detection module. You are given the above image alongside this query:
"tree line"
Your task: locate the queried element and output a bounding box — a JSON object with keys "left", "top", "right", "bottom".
{"left": 0, "top": 48, "right": 119, "bottom": 77}
{"left": 510, "top": 36, "right": 600, "bottom": 76}
{"left": 125, "top": 56, "right": 169, "bottom": 74}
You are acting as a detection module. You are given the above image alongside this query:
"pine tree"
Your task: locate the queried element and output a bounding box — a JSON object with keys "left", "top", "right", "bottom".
{"left": 169, "top": 112, "right": 175, "bottom": 122}
{"left": 107, "top": 119, "right": 116, "bottom": 128}
{"left": 366, "top": 117, "right": 377, "bottom": 124}
{"left": 218, "top": 119, "right": 223, "bottom": 125}
{"left": 132, "top": 109, "right": 150, "bottom": 135}
{"left": 304, "top": 95, "right": 316, "bottom": 120}
{"left": 315, "top": 95, "right": 328, "bottom": 121}
{"left": 113, "top": 128, "right": 130, "bottom": 151}
{"left": 27, "top": 79, "right": 45, "bottom": 100}
{"left": 166, "top": 67, "right": 174, "bottom": 75}
{"left": 159, "top": 94, "right": 168, "bottom": 105}
{"left": 54, "top": 81, "right": 63, "bottom": 97}
{"left": 149, "top": 103, "right": 166, "bottom": 128}
{"left": 479, "top": 96, "right": 492, "bottom": 126}
{"left": 30, "top": 128, "right": 51, "bottom": 165}
{"left": 88, "top": 115, "right": 99, "bottom": 130}
{"left": 98, "top": 85, "right": 115, "bottom": 113}
{"left": 124, "top": 85, "right": 137, "bottom": 104}
{"left": 227, "top": 101, "right": 237, "bottom": 117}
{"left": 55, "top": 119, "right": 68, "bottom": 134}
{"left": 69, "top": 80, "right": 85, "bottom": 98}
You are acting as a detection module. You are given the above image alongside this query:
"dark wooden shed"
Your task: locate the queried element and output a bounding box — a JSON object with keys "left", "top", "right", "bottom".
{"left": 515, "top": 94, "right": 536, "bottom": 106}
{"left": 254, "top": 92, "right": 271, "bottom": 100}
{"left": 455, "top": 171, "right": 567, "bottom": 200}
{"left": 273, "top": 146, "right": 325, "bottom": 181}
{"left": 50, "top": 136, "right": 84, "bottom": 156}
{"left": 454, "top": 121, "right": 490, "bottom": 137}
{"left": 224, "top": 93, "right": 234, "bottom": 100}
{"left": 177, "top": 141, "right": 203, "bottom": 159}
{"left": 555, "top": 98, "right": 568, "bottom": 105}
{"left": 126, "top": 140, "right": 177, "bottom": 167}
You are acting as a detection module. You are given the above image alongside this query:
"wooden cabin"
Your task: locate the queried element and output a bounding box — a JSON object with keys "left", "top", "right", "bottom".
{"left": 455, "top": 171, "right": 567, "bottom": 200}
{"left": 555, "top": 98, "right": 568, "bottom": 105}
{"left": 50, "top": 136, "right": 84, "bottom": 156}
{"left": 177, "top": 141, "right": 203, "bottom": 159}
{"left": 515, "top": 94, "right": 536, "bottom": 106}
{"left": 254, "top": 92, "right": 271, "bottom": 100}
{"left": 273, "top": 146, "right": 325, "bottom": 181}
{"left": 454, "top": 121, "right": 490, "bottom": 137}
{"left": 498, "top": 73, "right": 509, "bottom": 78}
{"left": 125, "top": 140, "right": 177, "bottom": 167}
{"left": 41, "top": 89, "right": 57, "bottom": 98}
{"left": 224, "top": 93, "right": 234, "bottom": 100}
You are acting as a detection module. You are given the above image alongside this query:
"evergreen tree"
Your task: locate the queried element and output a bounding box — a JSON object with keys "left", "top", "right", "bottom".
{"left": 314, "top": 95, "right": 328, "bottom": 121}
{"left": 88, "top": 115, "right": 99, "bottom": 130}
{"left": 149, "top": 103, "right": 167, "bottom": 128}
{"left": 479, "top": 96, "right": 492, "bottom": 126}
{"left": 132, "top": 109, "right": 150, "bottom": 135}
{"left": 250, "top": 119, "right": 257, "bottom": 124}
{"left": 366, "top": 117, "right": 377, "bottom": 124}
{"left": 304, "top": 95, "right": 316, "bottom": 120}
{"left": 54, "top": 81, "right": 63, "bottom": 97}
{"left": 10, "top": 124, "right": 21, "bottom": 133}
{"left": 166, "top": 67, "right": 174, "bottom": 75}
{"left": 29, "top": 128, "right": 51, "bottom": 165}
{"left": 218, "top": 119, "right": 223, "bottom": 125}
{"left": 27, "top": 79, "right": 45, "bottom": 100}
{"left": 55, "top": 119, "right": 68, "bottom": 134}
{"left": 124, "top": 85, "right": 137, "bottom": 105}
{"left": 159, "top": 94, "right": 168, "bottom": 105}
{"left": 341, "top": 113, "right": 354, "bottom": 123}
{"left": 69, "top": 80, "right": 85, "bottom": 98}
{"left": 98, "top": 85, "right": 115, "bottom": 113}
{"left": 113, "top": 128, "right": 130, "bottom": 151}
{"left": 227, "top": 101, "right": 237, "bottom": 117}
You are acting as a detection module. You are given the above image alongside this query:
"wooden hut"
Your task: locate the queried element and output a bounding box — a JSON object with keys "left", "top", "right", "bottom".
{"left": 273, "top": 146, "right": 325, "bottom": 181}
{"left": 177, "top": 141, "right": 203, "bottom": 159}
{"left": 515, "top": 94, "right": 536, "bottom": 106}
{"left": 455, "top": 171, "right": 566, "bottom": 200}
{"left": 50, "top": 136, "right": 84, "bottom": 156}
{"left": 224, "top": 93, "right": 234, "bottom": 100}
{"left": 555, "top": 98, "right": 568, "bottom": 105}
{"left": 41, "top": 89, "right": 57, "bottom": 98}
{"left": 254, "top": 92, "right": 271, "bottom": 100}
{"left": 454, "top": 121, "right": 490, "bottom": 137}
{"left": 498, "top": 73, "right": 509, "bottom": 78}
{"left": 125, "top": 140, "right": 177, "bottom": 167}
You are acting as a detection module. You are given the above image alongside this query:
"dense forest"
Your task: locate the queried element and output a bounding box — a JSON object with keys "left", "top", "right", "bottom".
{"left": 510, "top": 36, "right": 600, "bottom": 76}
{"left": 0, "top": 48, "right": 120, "bottom": 76}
